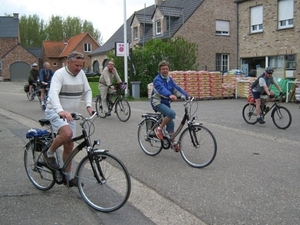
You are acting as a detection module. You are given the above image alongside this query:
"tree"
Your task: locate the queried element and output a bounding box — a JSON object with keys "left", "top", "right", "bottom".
{"left": 19, "top": 14, "right": 103, "bottom": 47}
{"left": 107, "top": 37, "right": 199, "bottom": 97}
{"left": 19, "top": 14, "right": 46, "bottom": 47}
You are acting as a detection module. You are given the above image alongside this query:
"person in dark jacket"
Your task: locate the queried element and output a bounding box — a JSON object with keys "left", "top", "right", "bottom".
{"left": 28, "top": 63, "right": 39, "bottom": 97}
{"left": 150, "top": 60, "right": 189, "bottom": 152}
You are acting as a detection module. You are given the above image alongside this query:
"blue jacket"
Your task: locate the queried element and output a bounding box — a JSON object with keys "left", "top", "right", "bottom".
{"left": 151, "top": 73, "right": 189, "bottom": 108}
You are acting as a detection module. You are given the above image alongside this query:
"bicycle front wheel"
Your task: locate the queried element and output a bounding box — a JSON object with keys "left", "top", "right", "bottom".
{"left": 95, "top": 96, "right": 106, "bottom": 118}
{"left": 271, "top": 106, "right": 292, "bottom": 129}
{"left": 76, "top": 152, "right": 131, "bottom": 212}
{"left": 26, "top": 92, "right": 33, "bottom": 101}
{"left": 242, "top": 103, "right": 257, "bottom": 124}
{"left": 137, "top": 118, "right": 163, "bottom": 156}
{"left": 115, "top": 99, "right": 131, "bottom": 122}
{"left": 24, "top": 140, "right": 55, "bottom": 191}
{"left": 179, "top": 125, "right": 217, "bottom": 168}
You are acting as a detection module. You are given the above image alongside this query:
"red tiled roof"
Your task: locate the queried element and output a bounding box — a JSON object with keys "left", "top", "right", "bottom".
{"left": 60, "top": 32, "right": 89, "bottom": 57}
{"left": 43, "top": 41, "right": 66, "bottom": 58}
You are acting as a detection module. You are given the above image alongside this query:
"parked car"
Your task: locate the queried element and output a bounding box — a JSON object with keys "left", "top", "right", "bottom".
{"left": 83, "top": 69, "right": 100, "bottom": 77}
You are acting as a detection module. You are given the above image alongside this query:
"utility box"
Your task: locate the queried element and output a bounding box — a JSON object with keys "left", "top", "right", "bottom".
{"left": 131, "top": 81, "right": 141, "bottom": 99}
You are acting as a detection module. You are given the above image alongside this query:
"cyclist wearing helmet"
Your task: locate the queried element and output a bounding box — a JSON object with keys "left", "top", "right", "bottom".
{"left": 251, "top": 67, "right": 283, "bottom": 124}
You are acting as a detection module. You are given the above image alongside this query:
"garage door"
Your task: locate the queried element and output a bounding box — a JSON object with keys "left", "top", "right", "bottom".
{"left": 10, "top": 62, "right": 30, "bottom": 81}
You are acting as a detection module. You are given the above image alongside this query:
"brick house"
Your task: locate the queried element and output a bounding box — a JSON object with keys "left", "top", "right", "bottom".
{"left": 0, "top": 13, "right": 39, "bottom": 81}
{"left": 41, "top": 32, "right": 101, "bottom": 73}
{"left": 235, "top": 0, "right": 299, "bottom": 79}
{"left": 89, "top": 0, "right": 237, "bottom": 73}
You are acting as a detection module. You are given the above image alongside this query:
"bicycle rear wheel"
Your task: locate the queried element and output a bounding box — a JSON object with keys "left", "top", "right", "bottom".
{"left": 242, "top": 103, "right": 257, "bottom": 124}
{"left": 271, "top": 106, "right": 292, "bottom": 129}
{"left": 24, "top": 139, "right": 55, "bottom": 191}
{"left": 137, "top": 118, "right": 163, "bottom": 156}
{"left": 76, "top": 152, "right": 131, "bottom": 212}
{"left": 95, "top": 95, "right": 106, "bottom": 118}
{"left": 115, "top": 99, "right": 131, "bottom": 122}
{"left": 179, "top": 125, "right": 217, "bottom": 168}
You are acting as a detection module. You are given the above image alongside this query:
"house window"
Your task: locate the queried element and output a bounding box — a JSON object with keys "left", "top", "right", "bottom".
{"left": 278, "top": 0, "right": 294, "bottom": 29}
{"left": 250, "top": 5, "right": 263, "bottom": 33}
{"left": 53, "top": 62, "right": 57, "bottom": 67}
{"left": 156, "top": 20, "right": 161, "bottom": 35}
{"left": 269, "top": 55, "right": 296, "bottom": 70}
{"left": 216, "top": 54, "right": 229, "bottom": 72}
{"left": 84, "top": 43, "right": 91, "bottom": 52}
{"left": 216, "top": 20, "right": 230, "bottom": 35}
{"left": 0, "top": 59, "right": 2, "bottom": 69}
{"left": 133, "top": 27, "right": 138, "bottom": 40}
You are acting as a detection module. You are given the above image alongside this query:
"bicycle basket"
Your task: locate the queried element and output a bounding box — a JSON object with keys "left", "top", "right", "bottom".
{"left": 118, "top": 82, "right": 127, "bottom": 91}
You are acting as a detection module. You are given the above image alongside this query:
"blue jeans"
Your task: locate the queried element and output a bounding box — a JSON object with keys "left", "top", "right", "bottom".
{"left": 153, "top": 104, "right": 176, "bottom": 133}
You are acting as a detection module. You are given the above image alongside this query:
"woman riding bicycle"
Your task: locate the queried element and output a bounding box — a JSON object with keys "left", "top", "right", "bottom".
{"left": 251, "top": 67, "right": 283, "bottom": 124}
{"left": 150, "top": 60, "right": 189, "bottom": 152}
{"left": 98, "top": 61, "right": 122, "bottom": 116}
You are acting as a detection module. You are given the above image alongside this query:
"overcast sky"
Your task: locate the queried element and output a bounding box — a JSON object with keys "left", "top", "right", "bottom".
{"left": 0, "top": 0, "right": 155, "bottom": 43}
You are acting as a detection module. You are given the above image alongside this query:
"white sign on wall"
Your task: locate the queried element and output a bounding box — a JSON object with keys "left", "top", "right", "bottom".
{"left": 115, "top": 42, "right": 129, "bottom": 57}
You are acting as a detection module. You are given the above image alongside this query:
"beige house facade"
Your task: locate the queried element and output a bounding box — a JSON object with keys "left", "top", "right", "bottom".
{"left": 91, "top": 0, "right": 237, "bottom": 74}
{"left": 236, "top": 0, "right": 299, "bottom": 78}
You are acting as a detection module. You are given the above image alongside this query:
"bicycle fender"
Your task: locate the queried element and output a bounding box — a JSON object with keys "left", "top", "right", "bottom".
{"left": 93, "top": 149, "right": 109, "bottom": 153}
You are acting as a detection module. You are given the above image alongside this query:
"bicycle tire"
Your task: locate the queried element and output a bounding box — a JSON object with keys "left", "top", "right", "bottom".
{"left": 137, "top": 118, "right": 163, "bottom": 156}
{"left": 179, "top": 125, "right": 217, "bottom": 168}
{"left": 24, "top": 139, "right": 55, "bottom": 191}
{"left": 242, "top": 103, "right": 257, "bottom": 124}
{"left": 95, "top": 96, "right": 107, "bottom": 118}
{"left": 271, "top": 106, "right": 292, "bottom": 129}
{"left": 26, "top": 91, "right": 33, "bottom": 101}
{"left": 76, "top": 151, "right": 131, "bottom": 212}
{"left": 115, "top": 99, "right": 131, "bottom": 122}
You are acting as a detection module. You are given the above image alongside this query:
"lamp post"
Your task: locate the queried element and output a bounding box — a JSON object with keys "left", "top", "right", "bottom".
{"left": 123, "top": 0, "right": 128, "bottom": 96}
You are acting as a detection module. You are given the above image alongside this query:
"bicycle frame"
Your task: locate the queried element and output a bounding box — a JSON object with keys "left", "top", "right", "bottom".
{"left": 145, "top": 98, "right": 199, "bottom": 146}
{"left": 40, "top": 112, "right": 107, "bottom": 184}
{"left": 107, "top": 92, "right": 122, "bottom": 112}
{"left": 260, "top": 96, "right": 282, "bottom": 117}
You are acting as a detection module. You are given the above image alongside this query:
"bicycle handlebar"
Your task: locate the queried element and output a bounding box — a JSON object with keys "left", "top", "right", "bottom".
{"left": 71, "top": 111, "right": 98, "bottom": 121}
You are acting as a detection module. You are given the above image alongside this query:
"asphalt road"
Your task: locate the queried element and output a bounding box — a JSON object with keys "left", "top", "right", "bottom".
{"left": 0, "top": 82, "right": 300, "bottom": 225}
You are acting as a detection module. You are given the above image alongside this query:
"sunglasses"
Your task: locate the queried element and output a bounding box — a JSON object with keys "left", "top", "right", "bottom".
{"left": 75, "top": 56, "right": 84, "bottom": 60}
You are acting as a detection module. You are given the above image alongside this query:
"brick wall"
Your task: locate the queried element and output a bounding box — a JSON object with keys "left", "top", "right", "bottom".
{"left": 174, "top": 0, "right": 237, "bottom": 71}
{"left": 238, "top": 0, "right": 300, "bottom": 76}
{"left": 1, "top": 44, "right": 37, "bottom": 80}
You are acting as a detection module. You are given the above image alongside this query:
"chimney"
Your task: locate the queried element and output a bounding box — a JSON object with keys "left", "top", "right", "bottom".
{"left": 155, "top": 0, "right": 164, "bottom": 6}
{"left": 13, "top": 13, "right": 19, "bottom": 18}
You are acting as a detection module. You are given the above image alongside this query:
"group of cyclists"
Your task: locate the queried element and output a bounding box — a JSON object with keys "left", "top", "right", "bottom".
{"left": 28, "top": 50, "right": 283, "bottom": 187}
{"left": 27, "top": 62, "right": 54, "bottom": 109}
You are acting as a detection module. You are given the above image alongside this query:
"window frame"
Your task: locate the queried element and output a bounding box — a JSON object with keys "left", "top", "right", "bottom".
{"left": 216, "top": 20, "right": 230, "bottom": 36}
{"left": 133, "top": 26, "right": 138, "bottom": 40}
{"left": 155, "top": 20, "right": 162, "bottom": 35}
{"left": 250, "top": 5, "right": 263, "bottom": 33}
{"left": 216, "top": 54, "right": 229, "bottom": 72}
{"left": 278, "top": 0, "right": 294, "bottom": 29}
{"left": 84, "top": 43, "right": 92, "bottom": 52}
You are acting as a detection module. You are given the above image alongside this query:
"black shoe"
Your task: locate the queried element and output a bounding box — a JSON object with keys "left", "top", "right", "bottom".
{"left": 106, "top": 112, "right": 111, "bottom": 116}
{"left": 256, "top": 117, "right": 265, "bottom": 124}
{"left": 42, "top": 151, "right": 59, "bottom": 170}
{"left": 64, "top": 177, "right": 83, "bottom": 188}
